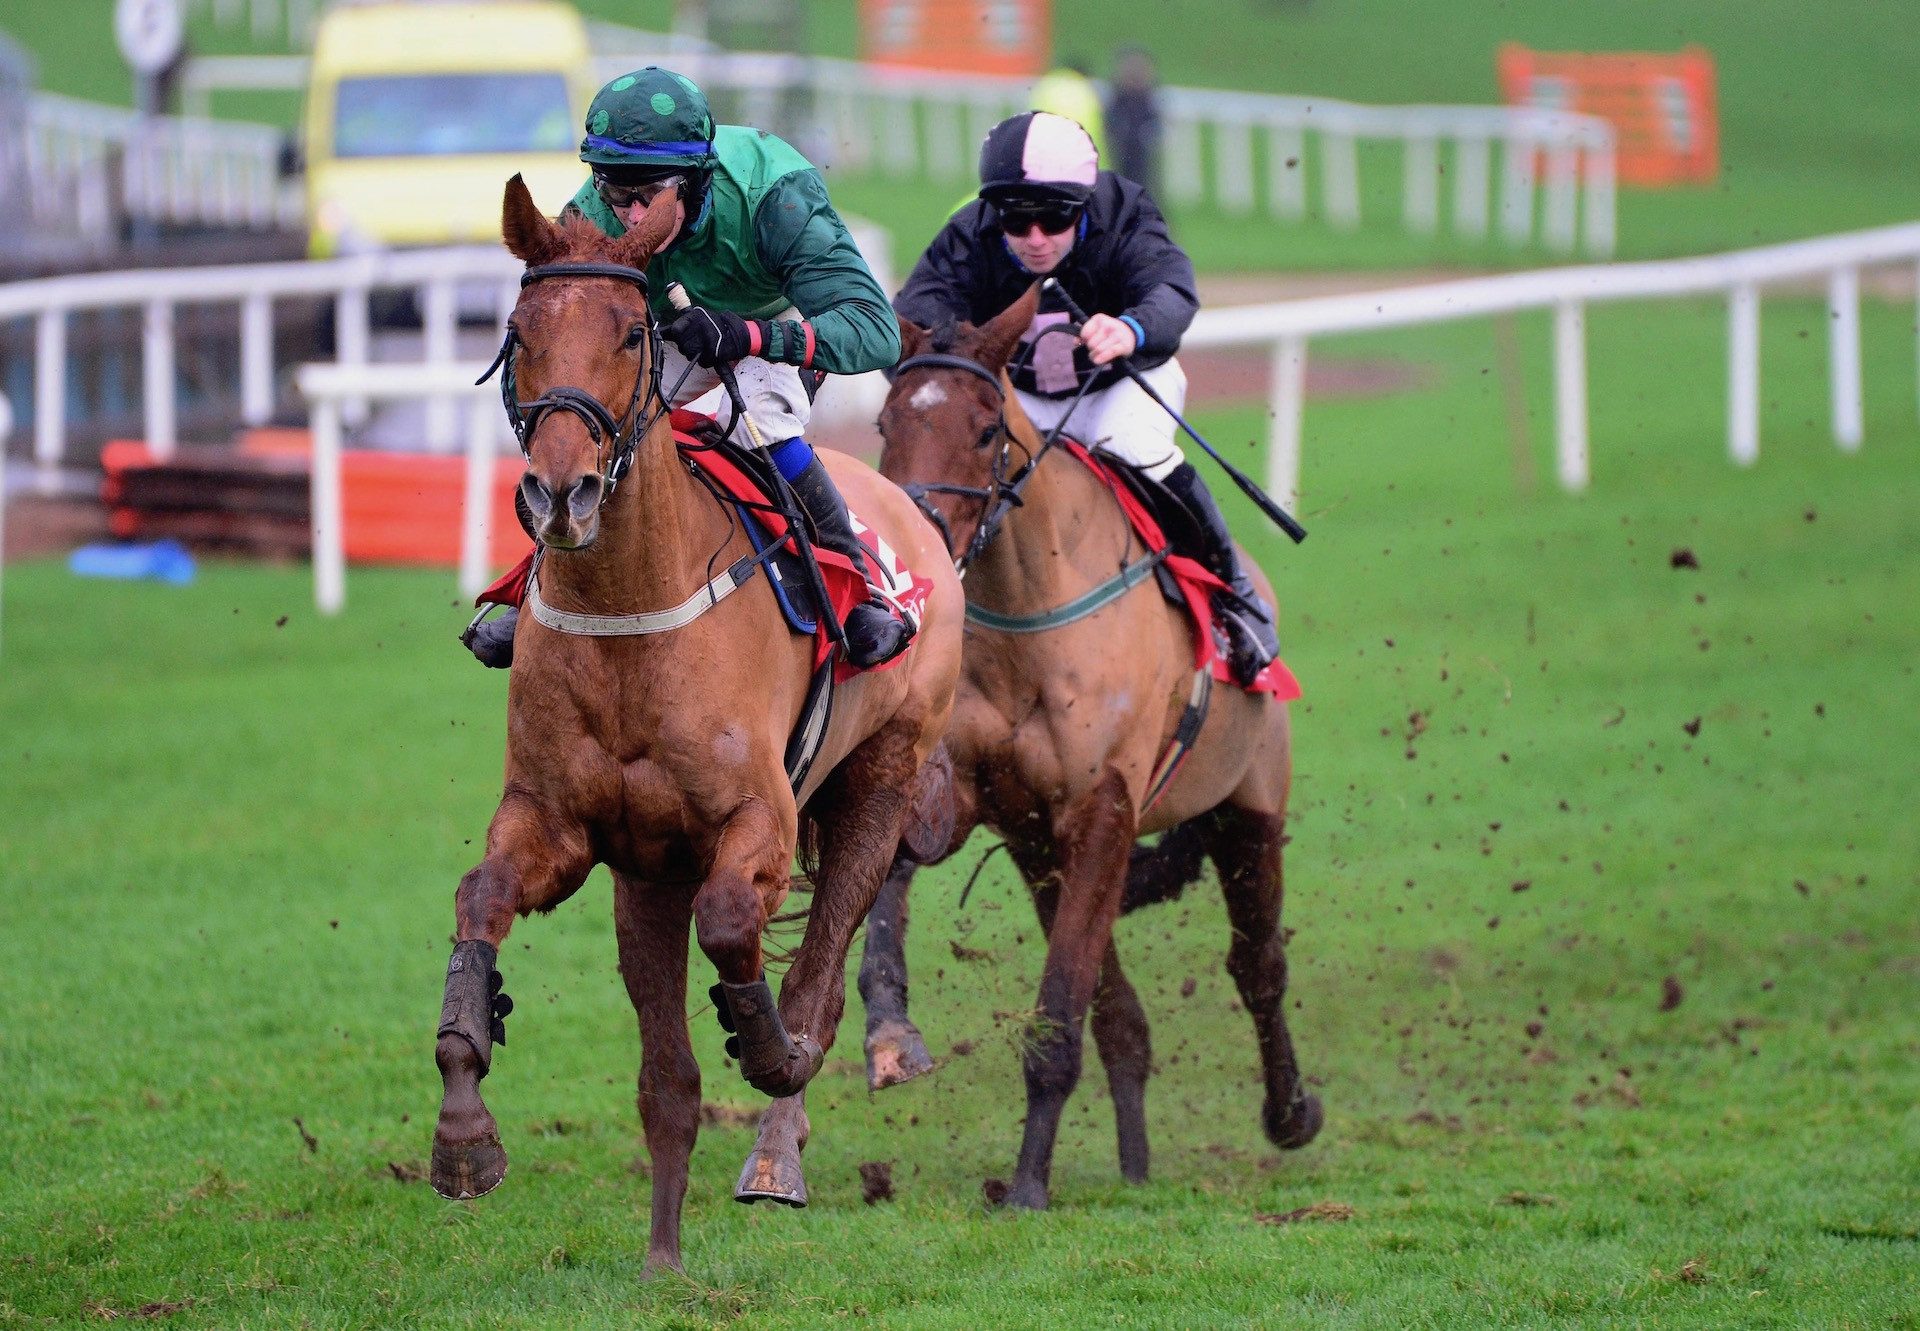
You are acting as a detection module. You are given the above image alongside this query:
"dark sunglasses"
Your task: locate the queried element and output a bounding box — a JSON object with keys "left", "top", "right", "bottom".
{"left": 593, "top": 171, "right": 685, "bottom": 210}
{"left": 996, "top": 201, "right": 1082, "bottom": 235}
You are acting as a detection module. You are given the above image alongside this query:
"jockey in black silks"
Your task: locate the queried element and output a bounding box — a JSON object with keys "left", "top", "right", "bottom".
{"left": 467, "top": 66, "right": 909, "bottom": 670}
{"left": 893, "top": 111, "right": 1280, "bottom": 685}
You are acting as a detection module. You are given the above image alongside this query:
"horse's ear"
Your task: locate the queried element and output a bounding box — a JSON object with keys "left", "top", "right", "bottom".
{"left": 610, "top": 184, "right": 682, "bottom": 268}
{"left": 896, "top": 314, "right": 929, "bottom": 359}
{"left": 973, "top": 283, "right": 1040, "bottom": 371}
{"left": 502, "top": 173, "right": 564, "bottom": 265}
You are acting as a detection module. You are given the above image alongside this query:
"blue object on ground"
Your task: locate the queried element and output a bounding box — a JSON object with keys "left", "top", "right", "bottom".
{"left": 69, "top": 540, "right": 197, "bottom": 585}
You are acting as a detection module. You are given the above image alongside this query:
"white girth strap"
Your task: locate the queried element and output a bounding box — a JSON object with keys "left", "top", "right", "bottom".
{"left": 525, "top": 555, "right": 758, "bottom": 637}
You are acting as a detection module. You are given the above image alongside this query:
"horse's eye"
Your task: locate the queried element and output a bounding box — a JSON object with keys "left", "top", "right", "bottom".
{"left": 623, "top": 323, "right": 647, "bottom": 349}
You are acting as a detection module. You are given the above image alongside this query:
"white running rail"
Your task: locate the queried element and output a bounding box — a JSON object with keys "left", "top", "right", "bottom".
{"left": 25, "top": 92, "right": 300, "bottom": 239}
{"left": 1185, "top": 220, "right": 1920, "bottom": 508}
{"left": 182, "top": 46, "right": 1617, "bottom": 255}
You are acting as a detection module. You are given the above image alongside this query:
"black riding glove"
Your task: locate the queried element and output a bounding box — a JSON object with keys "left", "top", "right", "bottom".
{"left": 664, "top": 306, "right": 762, "bottom": 368}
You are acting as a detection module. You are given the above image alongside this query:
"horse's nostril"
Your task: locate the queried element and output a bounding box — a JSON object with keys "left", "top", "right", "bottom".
{"left": 566, "top": 475, "right": 604, "bottom": 522}
{"left": 519, "top": 474, "right": 555, "bottom": 525}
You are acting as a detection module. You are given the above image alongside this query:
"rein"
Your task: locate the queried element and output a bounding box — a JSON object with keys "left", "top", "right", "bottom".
{"left": 893, "top": 331, "right": 1094, "bottom": 576}
{"left": 477, "top": 261, "right": 670, "bottom": 502}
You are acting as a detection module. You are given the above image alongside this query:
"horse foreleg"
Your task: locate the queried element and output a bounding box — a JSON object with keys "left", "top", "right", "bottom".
{"left": 695, "top": 797, "right": 816, "bottom": 1098}
{"left": 432, "top": 793, "right": 592, "bottom": 1201}
{"left": 858, "top": 854, "right": 935, "bottom": 1089}
{"left": 775, "top": 723, "right": 919, "bottom": 1066}
{"left": 613, "top": 876, "right": 700, "bottom": 1275}
{"left": 1003, "top": 768, "right": 1135, "bottom": 1211}
{"left": 1208, "top": 806, "right": 1323, "bottom": 1151}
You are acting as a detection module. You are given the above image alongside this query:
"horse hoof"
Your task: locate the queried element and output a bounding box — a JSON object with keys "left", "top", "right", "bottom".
{"left": 996, "top": 1178, "right": 1049, "bottom": 1211}
{"left": 431, "top": 1129, "right": 509, "bottom": 1200}
{"left": 734, "top": 1150, "right": 808, "bottom": 1207}
{"left": 865, "top": 1021, "right": 935, "bottom": 1090}
{"left": 642, "top": 1251, "right": 685, "bottom": 1279}
{"left": 1265, "top": 1092, "right": 1325, "bottom": 1151}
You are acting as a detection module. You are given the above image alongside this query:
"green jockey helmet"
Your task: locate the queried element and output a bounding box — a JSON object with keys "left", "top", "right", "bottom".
{"left": 579, "top": 67, "right": 717, "bottom": 171}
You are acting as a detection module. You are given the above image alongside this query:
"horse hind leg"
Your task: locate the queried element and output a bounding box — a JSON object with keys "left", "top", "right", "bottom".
{"left": 431, "top": 797, "right": 591, "bottom": 1201}
{"left": 859, "top": 854, "right": 936, "bottom": 1089}
{"left": 613, "top": 876, "right": 700, "bottom": 1275}
{"left": 1206, "top": 806, "right": 1323, "bottom": 1151}
{"left": 1089, "top": 939, "right": 1153, "bottom": 1184}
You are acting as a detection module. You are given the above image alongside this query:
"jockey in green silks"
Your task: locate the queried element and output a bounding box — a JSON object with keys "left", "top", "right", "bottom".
{"left": 467, "top": 66, "right": 909, "bottom": 670}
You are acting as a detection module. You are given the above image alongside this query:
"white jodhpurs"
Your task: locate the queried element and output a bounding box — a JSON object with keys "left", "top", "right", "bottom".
{"left": 665, "top": 306, "right": 810, "bottom": 445}
{"left": 1015, "top": 356, "right": 1187, "bottom": 481}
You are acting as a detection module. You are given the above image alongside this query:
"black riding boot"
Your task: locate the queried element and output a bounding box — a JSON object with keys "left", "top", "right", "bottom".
{"left": 1161, "top": 462, "right": 1279, "bottom": 686}
{"left": 464, "top": 608, "right": 518, "bottom": 669}
{"left": 785, "top": 453, "right": 912, "bottom": 668}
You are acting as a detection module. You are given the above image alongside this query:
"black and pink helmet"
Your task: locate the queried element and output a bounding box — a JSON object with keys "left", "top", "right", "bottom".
{"left": 978, "top": 111, "right": 1099, "bottom": 208}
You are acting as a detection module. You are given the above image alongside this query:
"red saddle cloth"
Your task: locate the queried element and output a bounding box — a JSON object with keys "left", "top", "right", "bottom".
{"left": 1063, "top": 440, "right": 1302, "bottom": 700}
{"left": 476, "top": 412, "right": 929, "bottom": 680}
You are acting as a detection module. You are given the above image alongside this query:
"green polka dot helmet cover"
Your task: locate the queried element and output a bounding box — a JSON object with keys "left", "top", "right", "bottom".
{"left": 579, "top": 67, "right": 715, "bottom": 168}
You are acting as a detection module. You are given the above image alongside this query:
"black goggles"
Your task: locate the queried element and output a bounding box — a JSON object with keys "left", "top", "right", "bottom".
{"left": 593, "top": 171, "right": 686, "bottom": 211}
{"left": 995, "top": 200, "right": 1083, "bottom": 235}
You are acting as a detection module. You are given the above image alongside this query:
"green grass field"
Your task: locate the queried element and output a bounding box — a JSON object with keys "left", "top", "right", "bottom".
{"left": 10, "top": 1, "right": 1920, "bottom": 269}
{"left": 3, "top": 297, "right": 1917, "bottom": 1327}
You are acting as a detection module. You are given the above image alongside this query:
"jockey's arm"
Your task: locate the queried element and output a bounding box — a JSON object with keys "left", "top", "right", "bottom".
{"left": 891, "top": 209, "right": 979, "bottom": 331}
{"left": 1112, "top": 192, "right": 1199, "bottom": 358}
{"left": 754, "top": 171, "right": 901, "bottom": 377}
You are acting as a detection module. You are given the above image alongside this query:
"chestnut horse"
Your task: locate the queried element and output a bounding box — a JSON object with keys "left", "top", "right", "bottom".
{"left": 856, "top": 289, "right": 1322, "bottom": 1209}
{"left": 429, "top": 177, "right": 962, "bottom": 1274}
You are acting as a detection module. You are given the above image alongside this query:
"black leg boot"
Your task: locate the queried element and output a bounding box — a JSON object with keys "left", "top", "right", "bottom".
{"left": 462, "top": 607, "right": 519, "bottom": 669}
{"left": 1160, "top": 462, "right": 1279, "bottom": 686}
{"left": 784, "top": 452, "right": 912, "bottom": 668}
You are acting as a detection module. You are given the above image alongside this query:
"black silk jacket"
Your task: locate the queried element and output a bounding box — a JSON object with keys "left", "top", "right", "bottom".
{"left": 893, "top": 171, "right": 1199, "bottom": 398}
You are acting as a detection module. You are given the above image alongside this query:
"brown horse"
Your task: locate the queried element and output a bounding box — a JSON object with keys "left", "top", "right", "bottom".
{"left": 856, "top": 288, "right": 1322, "bottom": 1209}
{"left": 429, "top": 177, "right": 962, "bottom": 1274}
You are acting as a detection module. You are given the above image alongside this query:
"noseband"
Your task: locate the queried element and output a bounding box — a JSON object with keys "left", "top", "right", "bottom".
{"left": 892, "top": 333, "right": 1091, "bottom": 574}
{"left": 477, "top": 261, "right": 666, "bottom": 501}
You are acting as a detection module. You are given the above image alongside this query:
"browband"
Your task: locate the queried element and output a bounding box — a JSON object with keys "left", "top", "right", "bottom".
{"left": 522, "top": 262, "right": 651, "bottom": 291}
{"left": 894, "top": 353, "right": 1004, "bottom": 397}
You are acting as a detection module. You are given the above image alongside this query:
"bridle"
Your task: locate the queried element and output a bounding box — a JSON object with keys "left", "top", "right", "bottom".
{"left": 892, "top": 330, "right": 1094, "bottom": 575}
{"left": 477, "top": 261, "right": 670, "bottom": 502}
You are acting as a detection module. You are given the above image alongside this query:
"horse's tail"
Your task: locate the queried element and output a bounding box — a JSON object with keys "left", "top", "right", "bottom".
{"left": 898, "top": 744, "right": 957, "bottom": 866}
{"left": 1121, "top": 816, "right": 1211, "bottom": 914}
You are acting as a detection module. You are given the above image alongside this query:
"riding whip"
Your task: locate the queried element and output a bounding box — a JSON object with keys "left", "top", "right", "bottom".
{"left": 1039, "top": 277, "right": 1307, "bottom": 544}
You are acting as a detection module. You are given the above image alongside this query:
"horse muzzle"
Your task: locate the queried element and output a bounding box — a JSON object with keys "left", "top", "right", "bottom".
{"left": 520, "top": 470, "right": 604, "bottom": 549}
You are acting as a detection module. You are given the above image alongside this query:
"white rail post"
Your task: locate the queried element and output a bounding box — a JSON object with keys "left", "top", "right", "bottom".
{"left": 1452, "top": 135, "right": 1490, "bottom": 238}
{"left": 1321, "top": 131, "right": 1360, "bottom": 229}
{"left": 1543, "top": 139, "right": 1580, "bottom": 254}
{"left": 1215, "top": 119, "right": 1255, "bottom": 215}
{"left": 459, "top": 396, "right": 495, "bottom": 600}
{"left": 143, "top": 299, "right": 177, "bottom": 460}
{"left": 311, "top": 395, "right": 346, "bottom": 614}
{"left": 1583, "top": 139, "right": 1617, "bottom": 256}
{"left": 1727, "top": 282, "right": 1761, "bottom": 466}
{"left": 423, "top": 277, "right": 458, "bottom": 450}
{"left": 1267, "top": 336, "right": 1307, "bottom": 511}
{"left": 33, "top": 307, "right": 67, "bottom": 484}
{"left": 1403, "top": 134, "right": 1439, "bottom": 234}
{"left": 0, "top": 392, "right": 10, "bottom": 656}
{"left": 241, "top": 291, "right": 274, "bottom": 426}
{"left": 881, "top": 93, "right": 918, "bottom": 178}
{"left": 1267, "top": 124, "right": 1306, "bottom": 219}
{"left": 336, "top": 281, "right": 371, "bottom": 427}
{"left": 1828, "top": 266, "right": 1863, "bottom": 451}
{"left": 1498, "top": 134, "right": 1536, "bottom": 245}
{"left": 1166, "top": 114, "right": 1204, "bottom": 206}
{"left": 923, "top": 98, "right": 964, "bottom": 183}
{"left": 1553, "top": 299, "right": 1589, "bottom": 491}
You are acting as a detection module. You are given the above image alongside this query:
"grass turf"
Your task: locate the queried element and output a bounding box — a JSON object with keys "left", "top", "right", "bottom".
{"left": 10, "top": 1, "right": 1920, "bottom": 269}
{"left": 2, "top": 295, "right": 1918, "bottom": 1326}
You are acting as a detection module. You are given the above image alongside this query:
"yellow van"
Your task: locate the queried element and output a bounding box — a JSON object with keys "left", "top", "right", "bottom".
{"left": 303, "top": 1, "right": 593, "bottom": 256}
